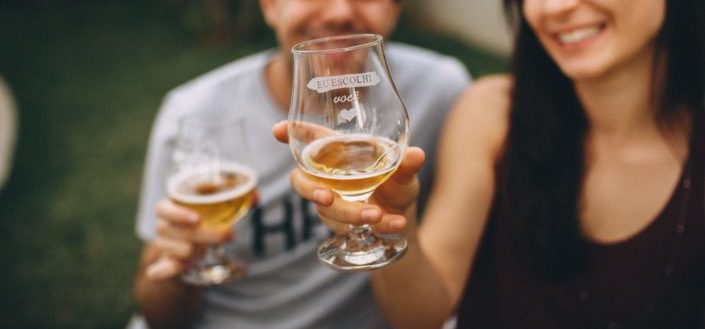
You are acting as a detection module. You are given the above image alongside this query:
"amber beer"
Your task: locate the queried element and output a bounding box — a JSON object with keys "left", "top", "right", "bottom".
{"left": 301, "top": 135, "right": 399, "bottom": 200}
{"left": 167, "top": 163, "right": 257, "bottom": 229}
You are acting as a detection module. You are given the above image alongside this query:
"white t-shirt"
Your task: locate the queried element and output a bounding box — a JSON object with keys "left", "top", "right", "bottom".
{"left": 134, "top": 43, "right": 471, "bottom": 329}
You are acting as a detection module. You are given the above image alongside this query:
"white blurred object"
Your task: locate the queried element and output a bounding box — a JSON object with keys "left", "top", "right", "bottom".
{"left": 125, "top": 314, "right": 148, "bottom": 329}
{"left": 443, "top": 315, "right": 457, "bottom": 329}
{"left": 0, "top": 75, "right": 17, "bottom": 189}
{"left": 411, "top": 0, "right": 513, "bottom": 56}
{"left": 127, "top": 312, "right": 454, "bottom": 329}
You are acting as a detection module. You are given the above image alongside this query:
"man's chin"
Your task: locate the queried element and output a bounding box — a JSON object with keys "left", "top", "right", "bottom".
{"left": 303, "top": 30, "right": 365, "bottom": 42}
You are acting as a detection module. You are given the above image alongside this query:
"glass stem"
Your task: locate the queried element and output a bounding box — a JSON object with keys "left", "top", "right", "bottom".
{"left": 345, "top": 224, "right": 375, "bottom": 250}
{"left": 348, "top": 223, "right": 372, "bottom": 235}
{"left": 346, "top": 198, "right": 375, "bottom": 247}
{"left": 204, "top": 244, "right": 224, "bottom": 262}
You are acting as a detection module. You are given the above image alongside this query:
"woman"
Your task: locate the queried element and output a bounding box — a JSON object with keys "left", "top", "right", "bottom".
{"left": 274, "top": 0, "right": 705, "bottom": 327}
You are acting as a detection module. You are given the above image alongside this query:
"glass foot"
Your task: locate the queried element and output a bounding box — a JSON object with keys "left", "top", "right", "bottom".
{"left": 181, "top": 248, "right": 246, "bottom": 286}
{"left": 317, "top": 231, "right": 407, "bottom": 272}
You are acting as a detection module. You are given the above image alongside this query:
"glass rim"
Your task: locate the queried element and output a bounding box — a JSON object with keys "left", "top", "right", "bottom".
{"left": 291, "top": 33, "right": 383, "bottom": 55}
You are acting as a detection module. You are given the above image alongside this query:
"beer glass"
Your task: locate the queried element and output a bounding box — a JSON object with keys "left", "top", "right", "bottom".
{"left": 288, "top": 34, "right": 409, "bottom": 271}
{"left": 169, "top": 113, "right": 257, "bottom": 285}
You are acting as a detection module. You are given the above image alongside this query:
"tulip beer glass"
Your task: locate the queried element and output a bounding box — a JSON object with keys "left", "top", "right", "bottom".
{"left": 288, "top": 34, "right": 409, "bottom": 271}
{"left": 169, "top": 114, "right": 257, "bottom": 285}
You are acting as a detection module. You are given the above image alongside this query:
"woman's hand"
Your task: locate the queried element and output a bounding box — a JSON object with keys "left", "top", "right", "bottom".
{"left": 272, "top": 121, "right": 425, "bottom": 235}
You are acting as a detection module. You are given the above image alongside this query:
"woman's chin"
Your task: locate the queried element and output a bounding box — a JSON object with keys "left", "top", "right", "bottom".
{"left": 558, "top": 62, "right": 611, "bottom": 82}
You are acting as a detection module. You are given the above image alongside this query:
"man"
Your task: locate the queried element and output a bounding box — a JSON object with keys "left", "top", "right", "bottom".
{"left": 131, "top": 0, "right": 471, "bottom": 328}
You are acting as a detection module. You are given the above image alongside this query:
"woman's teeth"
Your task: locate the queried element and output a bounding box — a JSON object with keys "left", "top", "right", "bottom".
{"left": 558, "top": 26, "right": 602, "bottom": 44}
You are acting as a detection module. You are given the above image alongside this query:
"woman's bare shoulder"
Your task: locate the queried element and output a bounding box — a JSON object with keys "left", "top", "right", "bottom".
{"left": 445, "top": 74, "right": 513, "bottom": 157}
{"left": 459, "top": 74, "right": 513, "bottom": 113}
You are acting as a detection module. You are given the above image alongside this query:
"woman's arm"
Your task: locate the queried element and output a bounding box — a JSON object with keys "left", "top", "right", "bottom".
{"left": 370, "top": 75, "right": 512, "bottom": 328}
{"left": 274, "top": 75, "right": 512, "bottom": 328}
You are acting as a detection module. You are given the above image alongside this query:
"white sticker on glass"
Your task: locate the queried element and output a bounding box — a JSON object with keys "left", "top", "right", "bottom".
{"left": 307, "top": 72, "right": 379, "bottom": 93}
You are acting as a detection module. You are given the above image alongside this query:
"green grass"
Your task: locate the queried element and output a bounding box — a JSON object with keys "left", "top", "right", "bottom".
{"left": 0, "top": 3, "right": 506, "bottom": 329}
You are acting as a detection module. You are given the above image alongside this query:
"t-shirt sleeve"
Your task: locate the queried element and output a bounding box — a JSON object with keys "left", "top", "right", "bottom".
{"left": 438, "top": 56, "right": 473, "bottom": 106}
{"left": 134, "top": 93, "right": 182, "bottom": 242}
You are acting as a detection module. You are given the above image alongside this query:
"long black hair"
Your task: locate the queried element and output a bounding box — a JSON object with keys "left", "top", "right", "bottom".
{"left": 500, "top": 0, "right": 705, "bottom": 279}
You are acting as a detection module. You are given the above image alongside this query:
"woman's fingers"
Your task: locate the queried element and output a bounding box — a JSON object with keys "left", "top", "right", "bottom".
{"left": 290, "top": 169, "right": 335, "bottom": 206}
{"left": 291, "top": 167, "right": 385, "bottom": 226}
{"left": 315, "top": 200, "right": 382, "bottom": 226}
{"left": 372, "top": 213, "right": 408, "bottom": 234}
{"left": 318, "top": 207, "right": 407, "bottom": 234}
{"left": 273, "top": 120, "right": 333, "bottom": 145}
{"left": 272, "top": 121, "right": 289, "bottom": 143}
{"left": 318, "top": 214, "right": 349, "bottom": 234}
{"left": 392, "top": 147, "right": 425, "bottom": 185}
{"left": 281, "top": 128, "right": 422, "bottom": 235}
{"left": 374, "top": 147, "right": 424, "bottom": 210}
{"left": 318, "top": 210, "right": 406, "bottom": 235}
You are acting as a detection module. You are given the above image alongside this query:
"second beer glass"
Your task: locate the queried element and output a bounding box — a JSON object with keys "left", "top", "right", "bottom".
{"left": 288, "top": 34, "right": 409, "bottom": 271}
{"left": 169, "top": 114, "right": 257, "bottom": 285}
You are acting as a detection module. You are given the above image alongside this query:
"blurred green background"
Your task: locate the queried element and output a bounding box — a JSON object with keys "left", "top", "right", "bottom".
{"left": 0, "top": 1, "right": 506, "bottom": 328}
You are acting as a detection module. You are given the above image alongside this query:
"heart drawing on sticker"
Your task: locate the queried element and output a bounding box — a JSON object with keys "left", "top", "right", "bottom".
{"left": 338, "top": 108, "right": 358, "bottom": 124}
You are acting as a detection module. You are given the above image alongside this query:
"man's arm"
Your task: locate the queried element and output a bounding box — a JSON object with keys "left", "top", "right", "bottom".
{"left": 134, "top": 244, "right": 204, "bottom": 329}
{"left": 133, "top": 197, "right": 233, "bottom": 329}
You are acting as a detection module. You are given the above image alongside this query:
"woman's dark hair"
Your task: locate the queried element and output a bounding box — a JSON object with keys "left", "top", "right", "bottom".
{"left": 500, "top": 0, "right": 705, "bottom": 279}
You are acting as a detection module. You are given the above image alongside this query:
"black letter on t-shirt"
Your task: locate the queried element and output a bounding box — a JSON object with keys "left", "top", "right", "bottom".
{"left": 251, "top": 199, "right": 295, "bottom": 257}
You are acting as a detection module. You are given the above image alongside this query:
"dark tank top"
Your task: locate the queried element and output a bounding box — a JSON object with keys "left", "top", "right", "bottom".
{"left": 456, "top": 127, "right": 705, "bottom": 329}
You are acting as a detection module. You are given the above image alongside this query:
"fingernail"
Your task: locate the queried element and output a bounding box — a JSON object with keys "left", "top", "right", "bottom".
{"left": 188, "top": 214, "right": 199, "bottom": 224}
{"left": 313, "top": 189, "right": 327, "bottom": 204}
{"left": 146, "top": 260, "right": 171, "bottom": 280}
{"left": 389, "top": 218, "right": 406, "bottom": 230}
{"left": 361, "top": 208, "right": 380, "bottom": 222}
